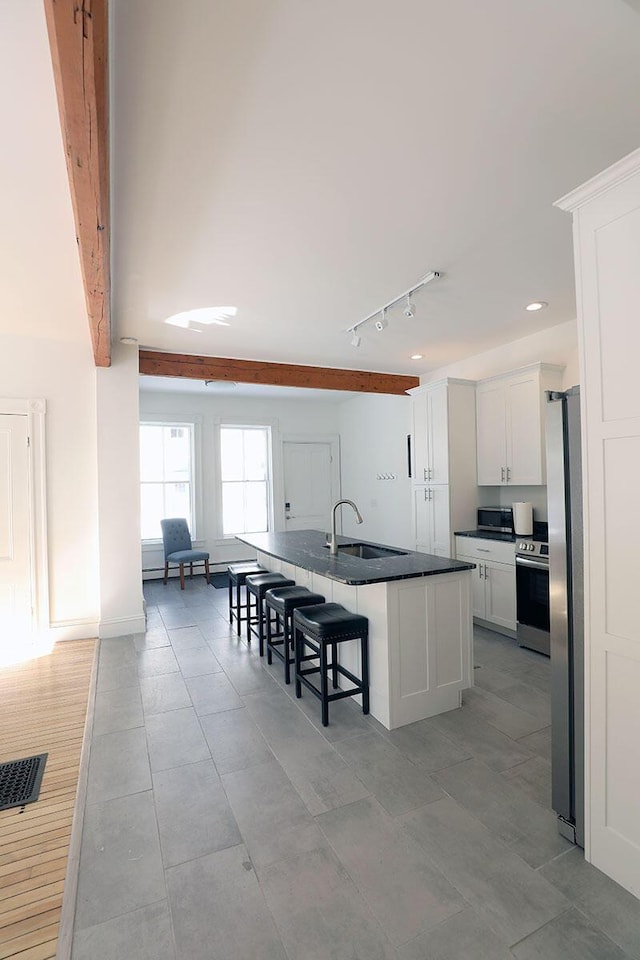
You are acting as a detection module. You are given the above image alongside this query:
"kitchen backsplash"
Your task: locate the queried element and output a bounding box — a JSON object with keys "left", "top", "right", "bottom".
{"left": 480, "top": 485, "right": 548, "bottom": 521}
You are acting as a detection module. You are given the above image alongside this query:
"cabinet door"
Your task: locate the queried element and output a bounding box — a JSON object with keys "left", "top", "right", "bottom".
{"left": 484, "top": 559, "right": 516, "bottom": 631}
{"left": 413, "top": 486, "right": 432, "bottom": 549}
{"left": 430, "top": 484, "right": 451, "bottom": 557}
{"left": 476, "top": 382, "right": 507, "bottom": 484}
{"left": 412, "top": 394, "right": 429, "bottom": 483}
{"left": 427, "top": 384, "right": 450, "bottom": 484}
{"left": 413, "top": 485, "right": 450, "bottom": 555}
{"left": 506, "top": 372, "right": 543, "bottom": 485}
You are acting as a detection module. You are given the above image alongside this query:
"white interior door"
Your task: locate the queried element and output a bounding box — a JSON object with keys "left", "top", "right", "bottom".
{"left": 283, "top": 441, "right": 335, "bottom": 531}
{"left": 0, "top": 414, "right": 32, "bottom": 642}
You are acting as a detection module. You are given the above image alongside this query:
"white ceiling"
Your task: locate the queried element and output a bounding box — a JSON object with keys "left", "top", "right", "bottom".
{"left": 3, "top": 3, "right": 639, "bottom": 375}
{"left": 111, "top": 0, "right": 640, "bottom": 376}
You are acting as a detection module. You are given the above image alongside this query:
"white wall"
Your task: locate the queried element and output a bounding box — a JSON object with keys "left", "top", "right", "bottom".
{"left": 96, "top": 345, "right": 145, "bottom": 636}
{"left": 139, "top": 389, "right": 341, "bottom": 575}
{"left": 421, "top": 319, "right": 579, "bottom": 390}
{"left": 338, "top": 394, "right": 413, "bottom": 549}
{"left": 0, "top": 335, "right": 100, "bottom": 639}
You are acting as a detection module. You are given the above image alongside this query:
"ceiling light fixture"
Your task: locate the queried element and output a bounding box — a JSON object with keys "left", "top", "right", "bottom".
{"left": 404, "top": 296, "right": 415, "bottom": 319}
{"left": 204, "top": 379, "right": 237, "bottom": 388}
{"left": 525, "top": 301, "right": 548, "bottom": 312}
{"left": 165, "top": 306, "right": 237, "bottom": 330}
{"left": 375, "top": 309, "right": 388, "bottom": 332}
{"left": 119, "top": 336, "right": 138, "bottom": 344}
{"left": 344, "top": 270, "right": 440, "bottom": 344}
{"left": 411, "top": 354, "right": 423, "bottom": 360}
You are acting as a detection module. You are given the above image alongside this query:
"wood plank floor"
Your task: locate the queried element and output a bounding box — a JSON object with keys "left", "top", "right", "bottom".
{"left": 0, "top": 640, "right": 96, "bottom": 960}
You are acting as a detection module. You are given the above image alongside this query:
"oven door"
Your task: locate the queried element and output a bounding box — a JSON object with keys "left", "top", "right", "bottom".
{"left": 516, "top": 555, "right": 550, "bottom": 655}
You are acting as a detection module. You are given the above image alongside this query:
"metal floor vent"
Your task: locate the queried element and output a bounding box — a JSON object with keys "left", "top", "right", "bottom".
{"left": 0, "top": 753, "right": 48, "bottom": 812}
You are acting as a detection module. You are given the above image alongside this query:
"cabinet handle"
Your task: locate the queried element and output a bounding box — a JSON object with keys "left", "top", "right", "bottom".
{"left": 483, "top": 564, "right": 488, "bottom": 580}
{"left": 423, "top": 467, "right": 428, "bottom": 481}
{"left": 478, "top": 564, "right": 483, "bottom": 580}
{"left": 500, "top": 466, "right": 505, "bottom": 482}
{"left": 428, "top": 467, "right": 432, "bottom": 480}
{"left": 506, "top": 466, "right": 511, "bottom": 482}
{"left": 429, "top": 488, "right": 433, "bottom": 501}
{"left": 424, "top": 488, "right": 429, "bottom": 501}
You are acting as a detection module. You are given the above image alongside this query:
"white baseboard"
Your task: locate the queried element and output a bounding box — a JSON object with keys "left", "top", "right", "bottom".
{"left": 48, "top": 618, "right": 100, "bottom": 642}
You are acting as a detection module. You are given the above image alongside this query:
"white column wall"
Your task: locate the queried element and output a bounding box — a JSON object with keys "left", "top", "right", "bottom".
{"left": 96, "top": 343, "right": 145, "bottom": 637}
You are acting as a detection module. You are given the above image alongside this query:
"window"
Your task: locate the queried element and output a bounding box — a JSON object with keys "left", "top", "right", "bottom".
{"left": 220, "top": 425, "right": 271, "bottom": 536}
{"left": 140, "top": 422, "right": 194, "bottom": 540}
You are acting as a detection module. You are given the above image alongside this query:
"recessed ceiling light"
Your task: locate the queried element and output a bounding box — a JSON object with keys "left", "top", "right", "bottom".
{"left": 165, "top": 306, "right": 237, "bottom": 329}
{"left": 204, "top": 380, "right": 237, "bottom": 388}
{"left": 411, "top": 354, "right": 423, "bottom": 360}
{"left": 119, "top": 336, "right": 138, "bottom": 344}
{"left": 525, "top": 301, "right": 548, "bottom": 312}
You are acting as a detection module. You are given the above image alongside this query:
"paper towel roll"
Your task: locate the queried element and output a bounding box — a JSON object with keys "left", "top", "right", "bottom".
{"left": 512, "top": 502, "right": 533, "bottom": 536}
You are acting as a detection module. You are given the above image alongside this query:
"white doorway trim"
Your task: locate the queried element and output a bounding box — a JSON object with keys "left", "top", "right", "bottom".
{"left": 0, "top": 398, "right": 49, "bottom": 637}
{"left": 281, "top": 433, "right": 341, "bottom": 532}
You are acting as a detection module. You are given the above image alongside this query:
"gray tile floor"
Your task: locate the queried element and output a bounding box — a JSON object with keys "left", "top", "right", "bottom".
{"left": 71, "top": 576, "right": 640, "bottom": 959}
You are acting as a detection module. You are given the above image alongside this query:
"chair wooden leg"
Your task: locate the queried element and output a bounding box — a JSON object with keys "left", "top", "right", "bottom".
{"left": 180, "top": 564, "right": 185, "bottom": 590}
{"left": 190, "top": 562, "right": 193, "bottom": 579}
{"left": 163, "top": 562, "right": 169, "bottom": 585}
{"left": 205, "top": 560, "right": 210, "bottom": 584}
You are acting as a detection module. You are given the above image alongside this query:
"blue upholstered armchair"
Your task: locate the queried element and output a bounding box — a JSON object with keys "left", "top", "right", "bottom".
{"left": 160, "top": 518, "right": 210, "bottom": 589}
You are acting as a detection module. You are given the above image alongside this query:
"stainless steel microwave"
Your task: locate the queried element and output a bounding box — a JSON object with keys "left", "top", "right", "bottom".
{"left": 477, "top": 506, "right": 514, "bottom": 534}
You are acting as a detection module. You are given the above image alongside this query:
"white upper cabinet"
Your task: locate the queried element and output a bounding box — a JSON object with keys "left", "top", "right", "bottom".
{"left": 476, "top": 364, "right": 563, "bottom": 485}
{"left": 411, "top": 381, "right": 450, "bottom": 484}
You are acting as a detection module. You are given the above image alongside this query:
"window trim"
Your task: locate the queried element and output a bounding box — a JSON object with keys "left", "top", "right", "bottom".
{"left": 214, "top": 419, "right": 276, "bottom": 541}
{"left": 139, "top": 415, "right": 203, "bottom": 544}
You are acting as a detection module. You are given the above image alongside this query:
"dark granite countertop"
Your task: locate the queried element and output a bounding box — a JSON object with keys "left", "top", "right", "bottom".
{"left": 454, "top": 530, "right": 517, "bottom": 543}
{"left": 236, "top": 530, "right": 475, "bottom": 586}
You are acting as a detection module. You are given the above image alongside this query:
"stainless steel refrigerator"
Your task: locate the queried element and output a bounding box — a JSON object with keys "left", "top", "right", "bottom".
{"left": 546, "top": 386, "right": 584, "bottom": 847}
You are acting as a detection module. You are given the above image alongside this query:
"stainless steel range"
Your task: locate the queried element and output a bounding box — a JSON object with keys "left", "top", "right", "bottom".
{"left": 516, "top": 538, "right": 550, "bottom": 655}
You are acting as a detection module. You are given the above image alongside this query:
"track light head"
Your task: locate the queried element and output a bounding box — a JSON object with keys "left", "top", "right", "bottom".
{"left": 374, "top": 309, "right": 388, "bottom": 332}
{"left": 403, "top": 295, "right": 415, "bottom": 319}
{"left": 350, "top": 331, "right": 361, "bottom": 347}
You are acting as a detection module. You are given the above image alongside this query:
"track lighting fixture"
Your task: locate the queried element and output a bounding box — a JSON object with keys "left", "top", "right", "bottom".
{"left": 344, "top": 270, "right": 440, "bottom": 345}
{"left": 403, "top": 295, "right": 415, "bottom": 319}
{"left": 374, "top": 309, "right": 388, "bottom": 332}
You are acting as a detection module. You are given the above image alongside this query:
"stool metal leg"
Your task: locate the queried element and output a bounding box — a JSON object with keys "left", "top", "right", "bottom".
{"left": 320, "top": 640, "right": 329, "bottom": 727}
{"left": 283, "top": 612, "right": 291, "bottom": 685}
{"left": 332, "top": 641, "right": 338, "bottom": 689}
{"left": 246, "top": 590, "right": 253, "bottom": 643}
{"left": 295, "top": 628, "right": 302, "bottom": 698}
{"left": 228, "top": 576, "right": 233, "bottom": 624}
{"left": 265, "top": 604, "right": 272, "bottom": 661}
{"left": 361, "top": 631, "right": 370, "bottom": 715}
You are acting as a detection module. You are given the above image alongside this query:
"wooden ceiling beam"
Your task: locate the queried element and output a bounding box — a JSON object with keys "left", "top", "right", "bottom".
{"left": 139, "top": 351, "right": 419, "bottom": 395}
{"left": 44, "top": 0, "right": 111, "bottom": 367}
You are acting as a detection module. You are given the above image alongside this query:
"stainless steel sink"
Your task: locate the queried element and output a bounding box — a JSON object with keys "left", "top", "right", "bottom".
{"left": 324, "top": 542, "right": 408, "bottom": 560}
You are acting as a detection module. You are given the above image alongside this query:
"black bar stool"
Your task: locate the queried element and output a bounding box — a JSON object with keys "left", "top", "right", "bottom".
{"left": 245, "top": 572, "right": 295, "bottom": 654}
{"left": 227, "top": 562, "right": 266, "bottom": 634}
{"left": 293, "top": 603, "right": 369, "bottom": 726}
{"left": 264, "top": 586, "right": 326, "bottom": 684}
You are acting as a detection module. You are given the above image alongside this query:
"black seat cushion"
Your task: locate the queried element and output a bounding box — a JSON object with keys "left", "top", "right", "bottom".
{"left": 265, "top": 586, "right": 326, "bottom": 615}
{"left": 246, "top": 573, "right": 295, "bottom": 599}
{"left": 293, "top": 602, "right": 368, "bottom": 638}
{"left": 228, "top": 562, "right": 266, "bottom": 580}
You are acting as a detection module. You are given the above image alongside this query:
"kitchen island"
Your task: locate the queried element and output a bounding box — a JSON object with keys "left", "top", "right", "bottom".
{"left": 237, "top": 530, "right": 475, "bottom": 729}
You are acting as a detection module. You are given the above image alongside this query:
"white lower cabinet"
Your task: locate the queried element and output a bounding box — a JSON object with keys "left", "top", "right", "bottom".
{"left": 455, "top": 536, "right": 516, "bottom": 634}
{"left": 414, "top": 484, "right": 451, "bottom": 557}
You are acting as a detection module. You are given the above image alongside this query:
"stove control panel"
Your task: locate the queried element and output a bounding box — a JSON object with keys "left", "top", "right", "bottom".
{"left": 516, "top": 540, "right": 549, "bottom": 558}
